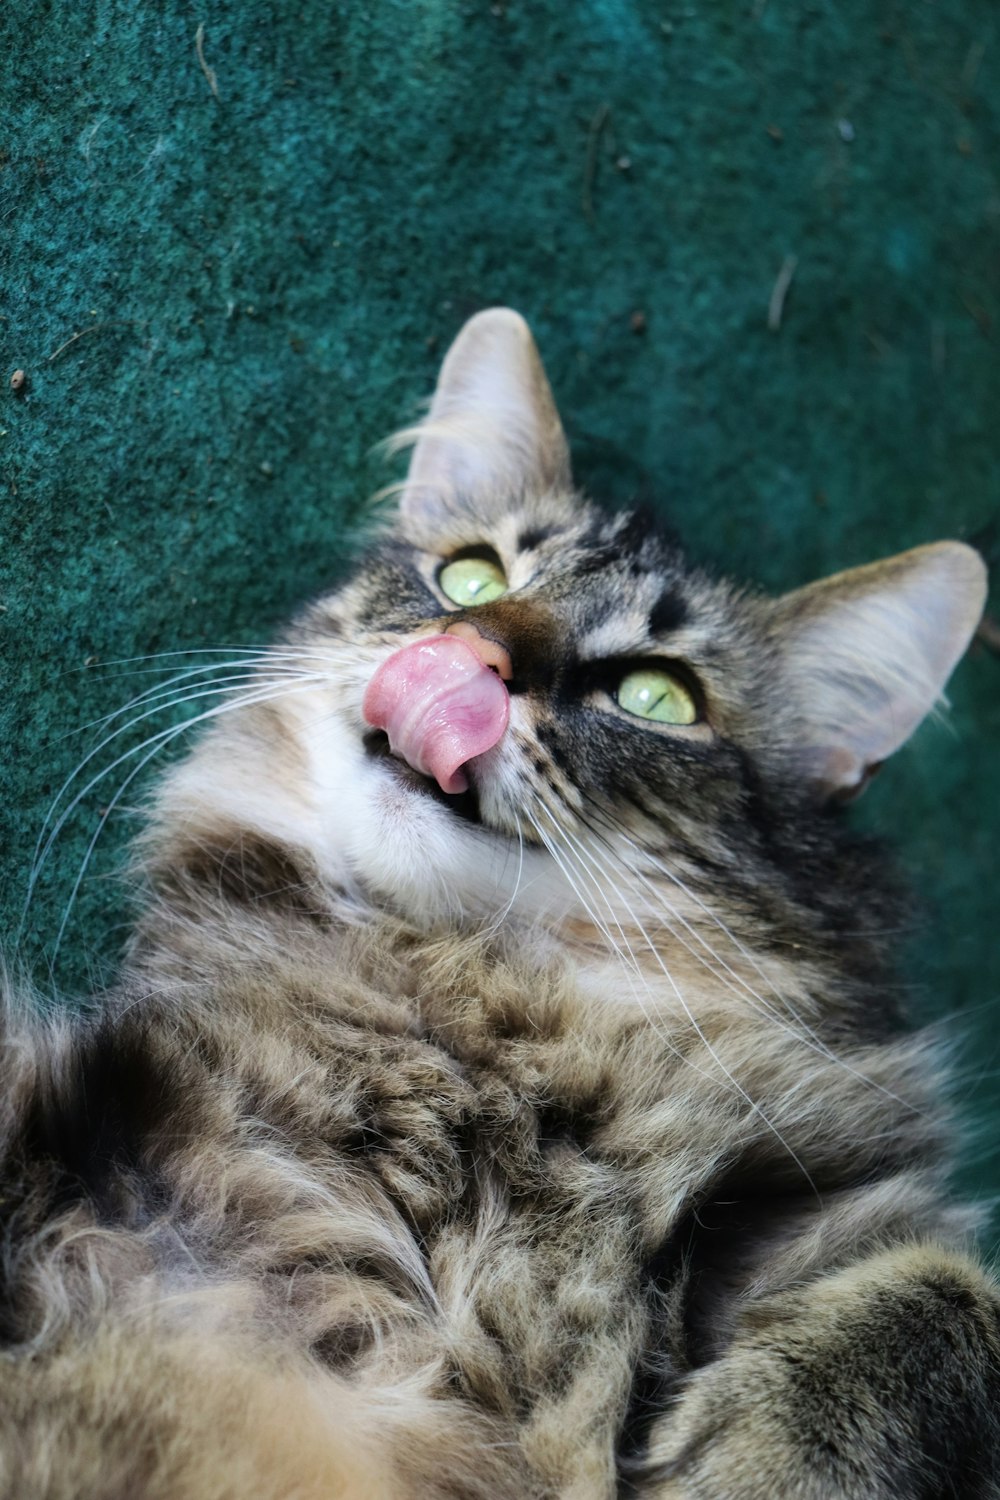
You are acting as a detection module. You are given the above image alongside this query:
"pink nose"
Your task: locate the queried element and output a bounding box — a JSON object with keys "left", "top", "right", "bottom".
{"left": 444, "top": 620, "right": 513, "bottom": 681}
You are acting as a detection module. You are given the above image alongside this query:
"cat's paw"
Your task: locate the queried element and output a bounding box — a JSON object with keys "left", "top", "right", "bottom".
{"left": 636, "top": 1246, "right": 1000, "bottom": 1500}
{"left": 636, "top": 1345, "right": 859, "bottom": 1500}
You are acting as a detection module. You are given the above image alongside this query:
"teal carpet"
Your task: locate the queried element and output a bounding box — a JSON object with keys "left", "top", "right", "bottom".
{"left": 2, "top": 1, "right": 998, "bottom": 1205}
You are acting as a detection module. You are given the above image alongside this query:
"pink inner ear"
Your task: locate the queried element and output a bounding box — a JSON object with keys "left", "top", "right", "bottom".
{"left": 398, "top": 309, "right": 572, "bottom": 539}
{"left": 363, "top": 636, "right": 510, "bottom": 794}
{"left": 775, "top": 541, "right": 987, "bottom": 800}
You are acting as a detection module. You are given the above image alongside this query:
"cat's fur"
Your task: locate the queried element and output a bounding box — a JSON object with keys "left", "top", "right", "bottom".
{"left": 2, "top": 309, "right": 997, "bottom": 1499}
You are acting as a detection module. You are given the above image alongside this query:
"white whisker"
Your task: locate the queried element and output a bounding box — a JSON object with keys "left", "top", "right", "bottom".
{"left": 578, "top": 804, "right": 922, "bottom": 1118}
{"left": 527, "top": 795, "right": 736, "bottom": 1092}
{"left": 75, "top": 651, "right": 336, "bottom": 734}
{"left": 36, "top": 676, "right": 330, "bottom": 967}
{"left": 24, "top": 672, "right": 324, "bottom": 922}
{"left": 531, "top": 798, "right": 820, "bottom": 1195}
{"left": 478, "top": 821, "right": 526, "bottom": 943}
{"left": 524, "top": 805, "right": 641, "bottom": 984}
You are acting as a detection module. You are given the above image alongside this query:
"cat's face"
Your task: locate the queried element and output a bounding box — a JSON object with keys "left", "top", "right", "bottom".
{"left": 203, "top": 311, "right": 986, "bottom": 938}
{"left": 296, "top": 491, "right": 765, "bottom": 927}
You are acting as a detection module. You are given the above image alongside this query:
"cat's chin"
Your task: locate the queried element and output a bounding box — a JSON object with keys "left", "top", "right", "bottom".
{"left": 349, "top": 778, "right": 494, "bottom": 923}
{"left": 309, "top": 724, "right": 511, "bottom": 925}
{"left": 273, "top": 692, "right": 565, "bottom": 930}
{"left": 361, "top": 730, "right": 484, "bottom": 827}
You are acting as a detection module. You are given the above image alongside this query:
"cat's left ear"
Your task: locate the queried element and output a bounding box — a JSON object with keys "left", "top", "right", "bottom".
{"left": 397, "top": 308, "right": 572, "bottom": 542}
{"left": 770, "top": 542, "right": 987, "bottom": 799}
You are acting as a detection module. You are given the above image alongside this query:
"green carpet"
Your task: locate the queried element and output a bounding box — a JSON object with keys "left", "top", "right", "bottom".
{"left": 2, "top": 1, "right": 998, "bottom": 1205}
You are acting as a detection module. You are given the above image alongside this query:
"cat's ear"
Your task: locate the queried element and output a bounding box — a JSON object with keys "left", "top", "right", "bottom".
{"left": 397, "top": 308, "right": 571, "bottom": 539}
{"left": 770, "top": 542, "right": 987, "bottom": 799}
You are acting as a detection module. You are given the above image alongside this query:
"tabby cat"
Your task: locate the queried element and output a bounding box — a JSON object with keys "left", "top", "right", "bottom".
{"left": 2, "top": 309, "right": 997, "bottom": 1499}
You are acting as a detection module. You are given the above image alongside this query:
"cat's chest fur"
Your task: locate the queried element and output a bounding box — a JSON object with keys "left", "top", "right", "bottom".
{"left": 73, "top": 909, "right": 943, "bottom": 1496}
{"left": 120, "top": 916, "right": 939, "bottom": 1278}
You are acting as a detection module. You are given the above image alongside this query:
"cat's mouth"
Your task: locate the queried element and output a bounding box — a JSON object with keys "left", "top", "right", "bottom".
{"left": 362, "top": 730, "right": 483, "bottom": 825}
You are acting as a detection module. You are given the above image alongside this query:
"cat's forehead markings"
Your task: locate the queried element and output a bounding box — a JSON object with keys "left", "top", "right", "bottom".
{"left": 515, "top": 521, "right": 559, "bottom": 552}
{"left": 578, "top": 611, "right": 651, "bottom": 659}
{"left": 648, "top": 584, "right": 689, "bottom": 637}
{"left": 497, "top": 513, "right": 556, "bottom": 583}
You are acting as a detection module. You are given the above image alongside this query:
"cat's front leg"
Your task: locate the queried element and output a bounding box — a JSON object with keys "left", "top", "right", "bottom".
{"left": 638, "top": 1245, "right": 1000, "bottom": 1500}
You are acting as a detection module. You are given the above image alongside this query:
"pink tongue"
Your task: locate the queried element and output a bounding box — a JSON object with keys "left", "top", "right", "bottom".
{"left": 362, "top": 635, "right": 510, "bottom": 795}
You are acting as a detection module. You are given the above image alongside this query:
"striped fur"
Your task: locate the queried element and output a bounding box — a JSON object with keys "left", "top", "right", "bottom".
{"left": 1, "top": 310, "right": 995, "bottom": 1498}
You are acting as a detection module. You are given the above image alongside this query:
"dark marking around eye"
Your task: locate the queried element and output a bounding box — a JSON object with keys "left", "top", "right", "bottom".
{"left": 561, "top": 654, "right": 703, "bottom": 717}
{"left": 517, "top": 525, "right": 557, "bottom": 552}
{"left": 572, "top": 546, "right": 621, "bottom": 578}
{"left": 443, "top": 543, "right": 504, "bottom": 568}
{"left": 648, "top": 590, "right": 688, "bottom": 637}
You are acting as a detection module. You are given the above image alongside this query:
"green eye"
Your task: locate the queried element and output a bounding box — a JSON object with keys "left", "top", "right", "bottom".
{"left": 438, "top": 555, "right": 508, "bottom": 607}
{"left": 617, "top": 668, "right": 697, "bottom": 725}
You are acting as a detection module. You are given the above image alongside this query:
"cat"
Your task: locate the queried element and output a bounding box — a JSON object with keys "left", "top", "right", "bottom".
{"left": 1, "top": 307, "right": 997, "bottom": 1500}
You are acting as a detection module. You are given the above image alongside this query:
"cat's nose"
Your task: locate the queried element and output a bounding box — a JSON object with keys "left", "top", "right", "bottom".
{"left": 444, "top": 620, "right": 514, "bottom": 681}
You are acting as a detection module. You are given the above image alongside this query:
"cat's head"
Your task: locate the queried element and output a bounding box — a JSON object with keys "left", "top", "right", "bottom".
{"left": 153, "top": 310, "right": 987, "bottom": 948}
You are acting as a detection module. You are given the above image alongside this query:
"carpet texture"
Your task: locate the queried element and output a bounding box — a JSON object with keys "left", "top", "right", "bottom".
{"left": 2, "top": 1, "right": 998, "bottom": 1203}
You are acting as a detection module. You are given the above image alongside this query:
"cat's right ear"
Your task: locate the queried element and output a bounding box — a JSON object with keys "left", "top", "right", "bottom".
{"left": 394, "top": 308, "right": 572, "bottom": 543}
{"left": 769, "top": 541, "right": 987, "bottom": 801}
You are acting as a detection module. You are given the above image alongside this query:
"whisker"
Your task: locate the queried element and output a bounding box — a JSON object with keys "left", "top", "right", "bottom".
{"left": 581, "top": 811, "right": 815, "bottom": 1029}
{"left": 534, "top": 801, "right": 747, "bottom": 1092}
{"left": 478, "top": 821, "right": 527, "bottom": 943}
{"left": 56, "top": 644, "right": 311, "bottom": 678}
{"left": 524, "top": 804, "right": 642, "bottom": 983}
{"left": 539, "top": 804, "right": 820, "bottom": 1195}
{"left": 527, "top": 796, "right": 751, "bottom": 1095}
{"left": 578, "top": 801, "right": 924, "bottom": 1118}
{"left": 76, "top": 651, "right": 336, "bottom": 732}
{"left": 29, "top": 655, "right": 332, "bottom": 899}
{"left": 46, "top": 676, "right": 332, "bottom": 969}
{"left": 532, "top": 797, "right": 662, "bottom": 992}
{"left": 73, "top": 665, "right": 315, "bottom": 740}
{"left": 26, "top": 674, "right": 306, "bottom": 917}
